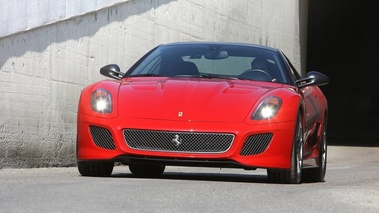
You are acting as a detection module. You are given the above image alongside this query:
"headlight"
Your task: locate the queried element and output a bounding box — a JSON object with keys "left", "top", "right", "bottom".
{"left": 90, "top": 89, "right": 112, "bottom": 113}
{"left": 252, "top": 96, "right": 282, "bottom": 120}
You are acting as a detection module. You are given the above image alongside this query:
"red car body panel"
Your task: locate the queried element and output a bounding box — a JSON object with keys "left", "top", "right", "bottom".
{"left": 77, "top": 77, "right": 325, "bottom": 170}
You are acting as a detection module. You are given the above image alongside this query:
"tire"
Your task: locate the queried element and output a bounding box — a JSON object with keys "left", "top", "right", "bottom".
{"left": 303, "top": 118, "right": 327, "bottom": 182}
{"left": 129, "top": 164, "right": 165, "bottom": 177}
{"left": 77, "top": 161, "right": 114, "bottom": 177}
{"left": 267, "top": 112, "right": 303, "bottom": 184}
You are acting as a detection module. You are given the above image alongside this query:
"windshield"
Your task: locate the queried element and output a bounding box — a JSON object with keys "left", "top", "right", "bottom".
{"left": 126, "top": 44, "right": 290, "bottom": 84}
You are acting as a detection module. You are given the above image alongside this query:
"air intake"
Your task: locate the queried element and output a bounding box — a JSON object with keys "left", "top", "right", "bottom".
{"left": 89, "top": 126, "right": 116, "bottom": 150}
{"left": 240, "top": 133, "right": 273, "bottom": 156}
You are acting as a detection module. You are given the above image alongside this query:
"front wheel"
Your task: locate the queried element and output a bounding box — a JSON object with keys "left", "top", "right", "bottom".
{"left": 77, "top": 161, "right": 114, "bottom": 177}
{"left": 267, "top": 112, "right": 303, "bottom": 184}
{"left": 303, "top": 118, "right": 327, "bottom": 182}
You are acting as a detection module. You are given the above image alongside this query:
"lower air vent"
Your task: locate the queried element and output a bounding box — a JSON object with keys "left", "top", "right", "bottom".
{"left": 240, "top": 133, "right": 273, "bottom": 156}
{"left": 89, "top": 126, "right": 116, "bottom": 150}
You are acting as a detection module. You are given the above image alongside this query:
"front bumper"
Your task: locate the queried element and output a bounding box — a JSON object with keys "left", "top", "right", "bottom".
{"left": 77, "top": 113, "right": 296, "bottom": 170}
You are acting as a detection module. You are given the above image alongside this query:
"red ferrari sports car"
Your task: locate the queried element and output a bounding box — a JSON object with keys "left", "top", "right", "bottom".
{"left": 77, "top": 42, "right": 328, "bottom": 184}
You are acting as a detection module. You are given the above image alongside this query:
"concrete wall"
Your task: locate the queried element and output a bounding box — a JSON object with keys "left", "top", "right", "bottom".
{"left": 0, "top": 0, "right": 303, "bottom": 168}
{"left": 0, "top": 0, "right": 129, "bottom": 38}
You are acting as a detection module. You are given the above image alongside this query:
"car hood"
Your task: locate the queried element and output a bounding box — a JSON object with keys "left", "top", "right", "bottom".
{"left": 118, "top": 77, "right": 280, "bottom": 122}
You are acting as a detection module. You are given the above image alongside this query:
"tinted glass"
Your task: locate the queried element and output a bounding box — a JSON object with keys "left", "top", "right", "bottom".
{"left": 127, "top": 44, "right": 290, "bottom": 84}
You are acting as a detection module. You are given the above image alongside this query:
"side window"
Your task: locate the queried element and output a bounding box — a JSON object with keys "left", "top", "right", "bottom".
{"left": 289, "top": 62, "right": 301, "bottom": 80}
{"left": 282, "top": 53, "right": 301, "bottom": 81}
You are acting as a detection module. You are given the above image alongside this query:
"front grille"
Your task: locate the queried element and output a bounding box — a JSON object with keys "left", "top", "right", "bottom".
{"left": 123, "top": 129, "right": 234, "bottom": 153}
{"left": 89, "top": 126, "right": 116, "bottom": 150}
{"left": 240, "top": 133, "right": 273, "bottom": 156}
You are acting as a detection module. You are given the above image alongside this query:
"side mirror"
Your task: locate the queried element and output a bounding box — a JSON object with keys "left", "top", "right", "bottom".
{"left": 296, "top": 71, "right": 329, "bottom": 88}
{"left": 100, "top": 64, "right": 124, "bottom": 80}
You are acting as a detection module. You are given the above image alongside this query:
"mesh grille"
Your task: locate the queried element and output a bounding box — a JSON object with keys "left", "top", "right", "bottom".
{"left": 123, "top": 129, "right": 234, "bottom": 153}
{"left": 89, "top": 126, "right": 116, "bottom": 150}
{"left": 240, "top": 133, "right": 273, "bottom": 156}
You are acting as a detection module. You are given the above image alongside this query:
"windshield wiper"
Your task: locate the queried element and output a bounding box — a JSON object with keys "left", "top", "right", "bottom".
{"left": 128, "top": 73, "right": 160, "bottom": 77}
{"left": 200, "top": 73, "right": 238, "bottom": 80}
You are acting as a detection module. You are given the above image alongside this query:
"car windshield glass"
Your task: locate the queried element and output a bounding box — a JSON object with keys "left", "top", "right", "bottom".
{"left": 127, "top": 44, "right": 289, "bottom": 84}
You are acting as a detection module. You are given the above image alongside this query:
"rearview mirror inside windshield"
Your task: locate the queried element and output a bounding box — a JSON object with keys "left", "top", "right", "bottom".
{"left": 204, "top": 50, "right": 229, "bottom": 60}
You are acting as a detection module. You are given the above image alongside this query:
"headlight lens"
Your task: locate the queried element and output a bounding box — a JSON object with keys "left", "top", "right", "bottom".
{"left": 91, "top": 89, "right": 112, "bottom": 113}
{"left": 252, "top": 96, "right": 282, "bottom": 120}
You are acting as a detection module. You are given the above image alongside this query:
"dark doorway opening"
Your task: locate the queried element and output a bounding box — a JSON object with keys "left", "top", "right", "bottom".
{"left": 307, "top": 1, "right": 379, "bottom": 146}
